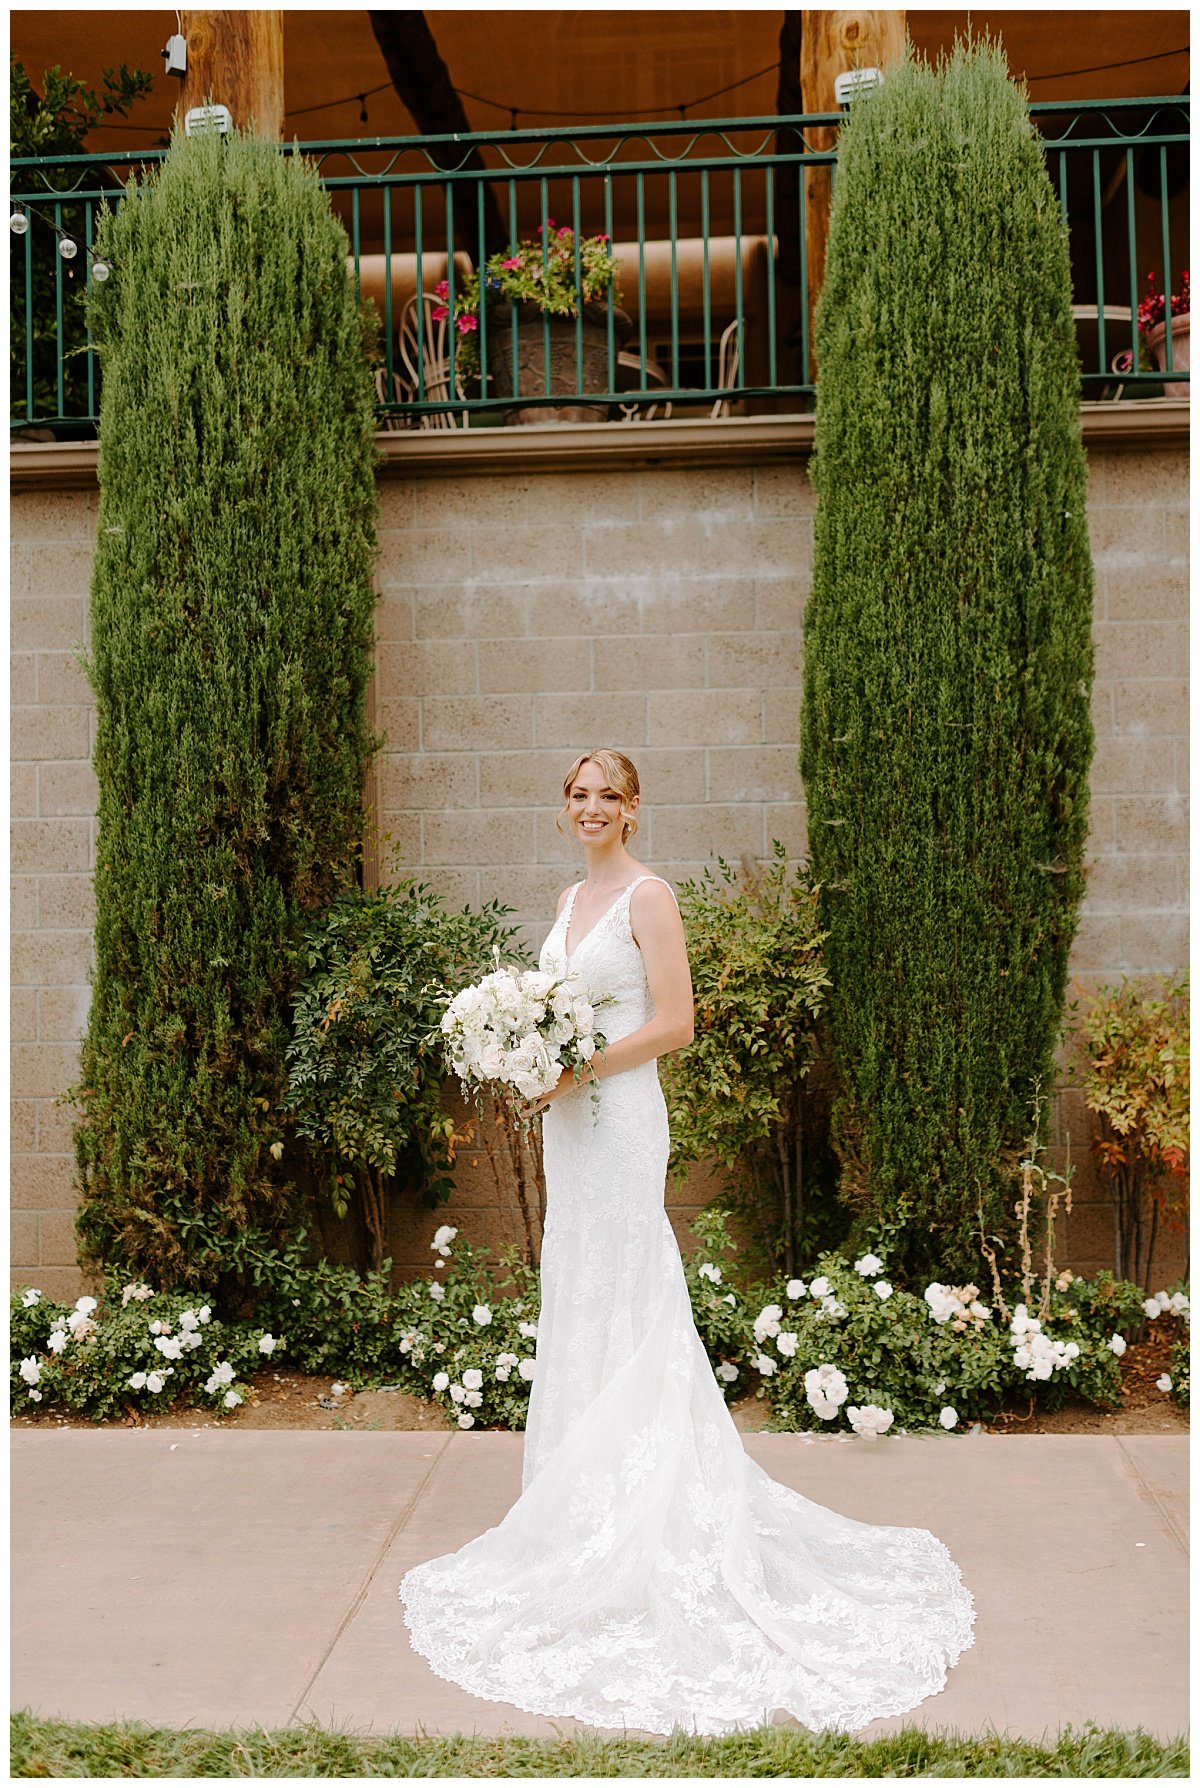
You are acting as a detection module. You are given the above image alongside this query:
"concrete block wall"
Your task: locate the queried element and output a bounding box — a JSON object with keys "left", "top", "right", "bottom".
{"left": 10, "top": 441, "right": 1189, "bottom": 1295}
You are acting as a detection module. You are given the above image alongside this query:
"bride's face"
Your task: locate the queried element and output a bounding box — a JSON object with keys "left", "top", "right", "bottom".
{"left": 567, "top": 762, "right": 637, "bottom": 849}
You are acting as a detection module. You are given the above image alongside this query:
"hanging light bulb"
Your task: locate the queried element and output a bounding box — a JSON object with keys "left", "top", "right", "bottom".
{"left": 10, "top": 208, "right": 29, "bottom": 235}
{"left": 59, "top": 236, "right": 78, "bottom": 260}
{"left": 91, "top": 259, "right": 111, "bottom": 282}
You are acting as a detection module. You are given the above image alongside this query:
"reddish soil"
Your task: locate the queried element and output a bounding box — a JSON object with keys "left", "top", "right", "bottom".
{"left": 13, "top": 1322, "right": 1186, "bottom": 1435}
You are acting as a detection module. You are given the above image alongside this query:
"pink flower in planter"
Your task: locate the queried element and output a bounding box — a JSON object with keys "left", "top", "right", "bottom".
{"left": 457, "top": 313, "right": 479, "bottom": 333}
{"left": 536, "top": 219, "right": 556, "bottom": 233}
{"left": 501, "top": 256, "right": 522, "bottom": 270}
{"left": 433, "top": 279, "right": 449, "bottom": 297}
{"left": 557, "top": 225, "right": 573, "bottom": 237}
{"left": 431, "top": 303, "right": 450, "bottom": 323}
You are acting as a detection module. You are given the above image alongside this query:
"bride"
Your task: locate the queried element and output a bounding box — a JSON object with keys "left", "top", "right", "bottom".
{"left": 399, "top": 748, "right": 975, "bottom": 1736}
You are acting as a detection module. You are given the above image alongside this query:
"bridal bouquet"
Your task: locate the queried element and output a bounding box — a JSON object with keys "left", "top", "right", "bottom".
{"left": 440, "top": 963, "right": 609, "bottom": 1114}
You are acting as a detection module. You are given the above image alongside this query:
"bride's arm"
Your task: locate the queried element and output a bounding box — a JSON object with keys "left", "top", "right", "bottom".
{"left": 535, "top": 881, "right": 693, "bottom": 1108}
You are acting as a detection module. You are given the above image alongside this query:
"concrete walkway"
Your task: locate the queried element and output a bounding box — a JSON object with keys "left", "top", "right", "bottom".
{"left": 11, "top": 1430, "right": 1188, "bottom": 1743}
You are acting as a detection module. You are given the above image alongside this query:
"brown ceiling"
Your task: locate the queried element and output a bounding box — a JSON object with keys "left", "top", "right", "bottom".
{"left": 9, "top": 9, "right": 1191, "bottom": 150}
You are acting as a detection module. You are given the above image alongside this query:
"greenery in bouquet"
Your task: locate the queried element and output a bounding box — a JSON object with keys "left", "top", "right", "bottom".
{"left": 433, "top": 221, "right": 618, "bottom": 380}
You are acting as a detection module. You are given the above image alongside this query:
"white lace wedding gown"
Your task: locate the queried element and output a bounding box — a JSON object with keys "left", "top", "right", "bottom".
{"left": 399, "top": 874, "right": 975, "bottom": 1735}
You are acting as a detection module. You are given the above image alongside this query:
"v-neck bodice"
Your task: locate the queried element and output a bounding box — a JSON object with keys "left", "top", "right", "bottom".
{"left": 540, "top": 873, "right": 673, "bottom": 1046}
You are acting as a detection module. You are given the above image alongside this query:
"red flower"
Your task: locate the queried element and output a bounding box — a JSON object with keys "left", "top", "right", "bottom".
{"left": 501, "top": 256, "right": 522, "bottom": 270}
{"left": 433, "top": 279, "right": 449, "bottom": 297}
{"left": 457, "top": 313, "right": 478, "bottom": 333}
{"left": 430, "top": 304, "right": 450, "bottom": 323}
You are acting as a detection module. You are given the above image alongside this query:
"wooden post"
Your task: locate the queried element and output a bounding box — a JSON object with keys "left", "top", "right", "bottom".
{"left": 177, "top": 11, "right": 284, "bottom": 138}
{"left": 800, "top": 11, "right": 905, "bottom": 374}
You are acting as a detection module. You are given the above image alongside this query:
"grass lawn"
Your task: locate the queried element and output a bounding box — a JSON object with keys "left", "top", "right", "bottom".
{"left": 10, "top": 1711, "right": 1188, "bottom": 1777}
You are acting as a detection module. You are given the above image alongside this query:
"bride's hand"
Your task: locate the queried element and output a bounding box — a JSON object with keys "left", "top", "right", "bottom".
{"left": 531, "top": 1066, "right": 575, "bottom": 1116}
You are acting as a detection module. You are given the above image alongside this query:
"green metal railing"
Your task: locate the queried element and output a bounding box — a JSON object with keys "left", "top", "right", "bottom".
{"left": 10, "top": 97, "right": 1189, "bottom": 433}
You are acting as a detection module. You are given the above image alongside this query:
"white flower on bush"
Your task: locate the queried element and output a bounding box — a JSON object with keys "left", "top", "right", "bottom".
{"left": 715, "top": 1362, "right": 738, "bottom": 1383}
{"left": 429, "top": 1282, "right": 445, "bottom": 1302}
{"left": 809, "top": 1276, "right": 831, "bottom": 1299}
{"left": 223, "top": 1390, "right": 242, "bottom": 1409}
{"left": 1109, "top": 1334, "right": 1127, "bottom": 1358}
{"left": 66, "top": 1309, "right": 95, "bottom": 1336}
{"left": 75, "top": 1296, "right": 98, "bottom": 1315}
{"left": 473, "top": 1304, "right": 493, "bottom": 1327}
{"left": 1010, "top": 1306, "right": 1079, "bottom": 1381}
{"left": 753, "top": 1352, "right": 777, "bottom": 1377}
{"left": 204, "top": 1360, "right": 235, "bottom": 1393}
{"left": 149, "top": 1319, "right": 166, "bottom": 1336}
{"left": 28, "top": 1390, "right": 42, "bottom": 1403}
{"left": 817, "top": 1294, "right": 847, "bottom": 1321}
{"left": 431, "top": 1224, "right": 458, "bottom": 1258}
{"left": 120, "top": 1282, "right": 152, "bottom": 1308}
{"left": 785, "top": 1279, "right": 806, "bottom": 1300}
{"left": 462, "top": 1368, "right": 484, "bottom": 1391}
{"left": 146, "top": 1371, "right": 170, "bottom": 1394}
{"left": 178, "top": 1310, "right": 200, "bottom": 1331}
{"left": 873, "top": 1280, "right": 893, "bottom": 1301}
{"left": 939, "top": 1406, "right": 958, "bottom": 1430}
{"left": 753, "top": 1303, "right": 783, "bottom": 1344}
{"left": 924, "top": 1282, "right": 990, "bottom": 1330}
{"left": 431, "top": 1371, "right": 450, "bottom": 1392}
{"left": 449, "top": 1383, "right": 465, "bottom": 1404}
{"left": 47, "top": 1330, "right": 68, "bottom": 1356}
{"left": 804, "top": 1362, "right": 849, "bottom": 1421}
{"left": 518, "top": 1358, "right": 535, "bottom": 1381}
{"left": 19, "top": 1357, "right": 40, "bottom": 1386}
{"left": 934, "top": 1380, "right": 946, "bottom": 1396}
{"left": 464, "top": 1390, "right": 483, "bottom": 1409}
{"left": 723, "top": 1293, "right": 737, "bottom": 1307}
{"left": 698, "top": 1262, "right": 722, "bottom": 1284}
{"left": 154, "top": 1335, "right": 184, "bottom": 1360}
{"left": 847, "top": 1403, "right": 894, "bottom": 1438}
{"left": 518, "top": 1320, "right": 537, "bottom": 1339}
{"left": 776, "top": 1331, "right": 798, "bottom": 1358}
{"left": 181, "top": 1329, "right": 204, "bottom": 1351}
{"left": 457, "top": 1412, "right": 475, "bottom": 1429}
{"left": 1157, "top": 1374, "right": 1173, "bottom": 1393}
{"left": 22, "top": 1289, "right": 41, "bottom": 1308}
{"left": 854, "top": 1255, "right": 883, "bottom": 1277}
{"left": 128, "top": 1371, "right": 147, "bottom": 1390}
{"left": 198, "top": 1305, "right": 212, "bottom": 1324}
{"left": 1146, "top": 1290, "right": 1190, "bottom": 1320}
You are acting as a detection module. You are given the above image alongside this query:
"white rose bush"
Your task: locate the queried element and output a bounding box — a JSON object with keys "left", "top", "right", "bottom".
{"left": 12, "top": 1211, "right": 1184, "bottom": 1428}
{"left": 441, "top": 962, "right": 611, "bottom": 1115}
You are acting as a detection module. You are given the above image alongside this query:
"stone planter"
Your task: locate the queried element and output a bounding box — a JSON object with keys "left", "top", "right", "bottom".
{"left": 485, "top": 300, "right": 631, "bottom": 424}
{"left": 1144, "top": 314, "right": 1190, "bottom": 397}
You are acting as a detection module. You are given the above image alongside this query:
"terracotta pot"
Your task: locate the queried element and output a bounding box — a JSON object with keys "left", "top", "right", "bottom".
{"left": 485, "top": 301, "right": 631, "bottom": 424}
{"left": 1144, "top": 314, "right": 1190, "bottom": 397}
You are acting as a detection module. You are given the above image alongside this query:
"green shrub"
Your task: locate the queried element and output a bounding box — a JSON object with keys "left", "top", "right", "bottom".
{"left": 285, "top": 883, "right": 521, "bottom": 1269}
{"left": 662, "top": 846, "right": 832, "bottom": 1277}
{"left": 800, "top": 39, "right": 1095, "bottom": 1278}
{"left": 71, "top": 126, "right": 379, "bottom": 1288}
{"left": 1075, "top": 974, "right": 1189, "bottom": 1291}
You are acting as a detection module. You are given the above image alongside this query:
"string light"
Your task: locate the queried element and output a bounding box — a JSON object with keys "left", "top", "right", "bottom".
{"left": 10, "top": 207, "right": 30, "bottom": 235}
{"left": 9, "top": 201, "right": 114, "bottom": 280}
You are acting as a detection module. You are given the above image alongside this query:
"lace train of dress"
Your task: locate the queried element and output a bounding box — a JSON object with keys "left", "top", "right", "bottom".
{"left": 399, "top": 875, "right": 975, "bottom": 1736}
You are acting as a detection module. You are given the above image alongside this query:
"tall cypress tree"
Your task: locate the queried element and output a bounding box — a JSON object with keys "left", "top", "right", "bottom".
{"left": 74, "top": 128, "right": 379, "bottom": 1285}
{"left": 800, "top": 39, "right": 1095, "bottom": 1276}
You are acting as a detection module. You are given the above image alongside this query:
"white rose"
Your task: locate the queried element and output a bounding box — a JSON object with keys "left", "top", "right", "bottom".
{"left": 154, "top": 1335, "right": 183, "bottom": 1360}
{"left": 1156, "top": 1374, "right": 1173, "bottom": 1393}
{"left": 716, "top": 1362, "right": 738, "bottom": 1382}
{"left": 146, "top": 1372, "right": 167, "bottom": 1394}
{"left": 432, "top": 1371, "right": 450, "bottom": 1392}
{"left": 449, "top": 1383, "right": 465, "bottom": 1404}
{"left": 19, "top": 1357, "right": 40, "bottom": 1386}
{"left": 223, "top": 1390, "right": 242, "bottom": 1409}
{"left": 1144, "top": 1297, "right": 1162, "bottom": 1319}
{"left": 457, "top": 1412, "right": 475, "bottom": 1429}
{"left": 809, "top": 1276, "right": 831, "bottom": 1299}
{"left": 1109, "top": 1334, "right": 1127, "bottom": 1358}
{"left": 429, "top": 1282, "right": 445, "bottom": 1302}
{"left": 22, "top": 1289, "right": 41, "bottom": 1308}
{"left": 874, "top": 1280, "right": 893, "bottom": 1301}
{"left": 462, "top": 1368, "right": 483, "bottom": 1391}
{"left": 578, "top": 1036, "right": 596, "bottom": 1062}
{"left": 74, "top": 1296, "right": 98, "bottom": 1314}
{"left": 128, "top": 1372, "right": 147, "bottom": 1390}
{"left": 464, "top": 1389, "right": 483, "bottom": 1408}
{"left": 776, "top": 1331, "right": 798, "bottom": 1358}
{"left": 754, "top": 1352, "right": 777, "bottom": 1376}
{"left": 854, "top": 1255, "right": 883, "bottom": 1277}
{"left": 698, "top": 1263, "right": 722, "bottom": 1284}
{"left": 473, "top": 1304, "right": 493, "bottom": 1327}
{"left": 518, "top": 1358, "right": 536, "bottom": 1381}
{"left": 47, "top": 1330, "right": 68, "bottom": 1355}
{"left": 785, "top": 1279, "right": 806, "bottom": 1299}
{"left": 847, "top": 1403, "right": 894, "bottom": 1438}
{"left": 518, "top": 1320, "right": 538, "bottom": 1338}
{"left": 495, "top": 1366, "right": 511, "bottom": 1382}
{"left": 27, "top": 1389, "right": 42, "bottom": 1403}
{"left": 939, "top": 1406, "right": 958, "bottom": 1429}
{"left": 179, "top": 1310, "right": 200, "bottom": 1331}
{"left": 258, "top": 1334, "right": 278, "bottom": 1355}
{"left": 198, "top": 1306, "right": 212, "bottom": 1324}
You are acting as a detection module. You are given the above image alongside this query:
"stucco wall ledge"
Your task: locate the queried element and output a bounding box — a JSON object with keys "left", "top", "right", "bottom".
{"left": 9, "top": 399, "right": 1189, "bottom": 489}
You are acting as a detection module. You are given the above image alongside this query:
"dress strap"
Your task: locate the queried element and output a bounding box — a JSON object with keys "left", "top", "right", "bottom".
{"left": 622, "top": 873, "right": 679, "bottom": 910}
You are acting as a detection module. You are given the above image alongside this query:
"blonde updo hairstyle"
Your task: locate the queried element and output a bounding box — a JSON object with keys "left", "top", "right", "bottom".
{"left": 557, "top": 748, "right": 641, "bottom": 845}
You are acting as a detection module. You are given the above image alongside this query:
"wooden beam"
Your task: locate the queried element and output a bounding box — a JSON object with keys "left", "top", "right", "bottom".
{"left": 800, "top": 11, "right": 906, "bottom": 373}
{"left": 368, "top": 11, "right": 507, "bottom": 262}
{"left": 177, "top": 11, "right": 284, "bottom": 139}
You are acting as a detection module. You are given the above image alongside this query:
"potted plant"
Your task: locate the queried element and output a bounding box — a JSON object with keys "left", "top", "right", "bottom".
{"left": 434, "top": 222, "right": 630, "bottom": 424}
{"left": 1137, "top": 268, "right": 1189, "bottom": 396}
